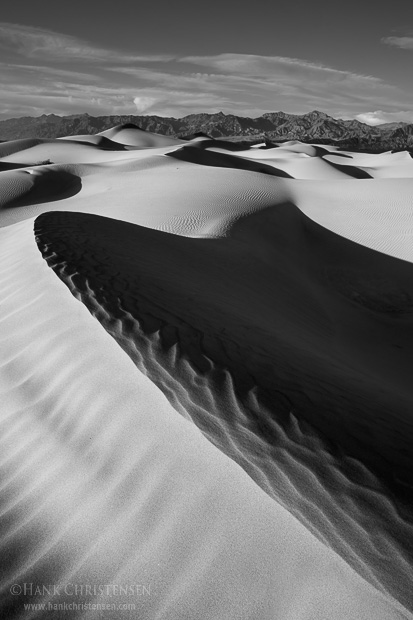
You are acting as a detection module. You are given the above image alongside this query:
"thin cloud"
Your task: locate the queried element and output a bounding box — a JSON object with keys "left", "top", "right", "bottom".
{"left": 6, "top": 63, "right": 103, "bottom": 84}
{"left": 108, "top": 59, "right": 402, "bottom": 116}
{"left": 180, "top": 53, "right": 381, "bottom": 83}
{"left": 0, "top": 22, "right": 174, "bottom": 63}
{"left": 0, "top": 26, "right": 412, "bottom": 122}
{"left": 382, "top": 36, "right": 413, "bottom": 50}
{"left": 0, "top": 84, "right": 139, "bottom": 118}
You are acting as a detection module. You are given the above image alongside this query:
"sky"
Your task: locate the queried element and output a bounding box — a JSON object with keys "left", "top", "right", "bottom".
{"left": 1, "top": 0, "right": 413, "bottom": 124}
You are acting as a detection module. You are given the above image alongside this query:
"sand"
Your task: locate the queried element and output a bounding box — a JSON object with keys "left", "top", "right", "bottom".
{"left": 1, "top": 124, "right": 413, "bottom": 618}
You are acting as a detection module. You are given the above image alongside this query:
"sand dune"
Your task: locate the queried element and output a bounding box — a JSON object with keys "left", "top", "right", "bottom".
{"left": 0, "top": 217, "right": 409, "bottom": 619}
{"left": 2, "top": 142, "right": 412, "bottom": 261}
{"left": 323, "top": 150, "right": 413, "bottom": 178}
{"left": 34, "top": 205, "right": 413, "bottom": 609}
{"left": 231, "top": 144, "right": 373, "bottom": 178}
{"left": 58, "top": 134, "right": 130, "bottom": 150}
{"left": 0, "top": 139, "right": 161, "bottom": 165}
{"left": 0, "top": 166, "right": 81, "bottom": 212}
{"left": 167, "top": 143, "right": 295, "bottom": 177}
{"left": 98, "top": 123, "right": 185, "bottom": 147}
{"left": 290, "top": 177, "right": 413, "bottom": 261}
{"left": 0, "top": 138, "right": 51, "bottom": 158}
{"left": 1, "top": 128, "right": 413, "bottom": 618}
{"left": 34, "top": 206, "right": 413, "bottom": 485}
{"left": 3, "top": 219, "right": 411, "bottom": 618}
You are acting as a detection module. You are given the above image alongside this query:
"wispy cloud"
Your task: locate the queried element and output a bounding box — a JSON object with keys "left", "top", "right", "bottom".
{"left": 180, "top": 53, "right": 380, "bottom": 83}
{"left": 175, "top": 53, "right": 408, "bottom": 116}
{"left": 7, "top": 63, "right": 103, "bottom": 84}
{"left": 0, "top": 82, "right": 144, "bottom": 118}
{"left": 108, "top": 54, "right": 405, "bottom": 118}
{"left": 0, "top": 22, "right": 174, "bottom": 63}
{"left": 0, "top": 24, "right": 412, "bottom": 122}
{"left": 382, "top": 36, "right": 413, "bottom": 50}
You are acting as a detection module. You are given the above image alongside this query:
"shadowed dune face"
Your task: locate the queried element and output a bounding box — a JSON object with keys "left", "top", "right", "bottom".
{"left": 0, "top": 168, "right": 82, "bottom": 211}
{"left": 166, "top": 144, "right": 295, "bottom": 177}
{"left": 229, "top": 146, "right": 367, "bottom": 179}
{"left": 59, "top": 135, "right": 129, "bottom": 150}
{"left": 34, "top": 206, "right": 413, "bottom": 610}
{"left": 3, "top": 220, "right": 410, "bottom": 620}
{"left": 34, "top": 208, "right": 413, "bottom": 488}
{"left": 326, "top": 266, "right": 413, "bottom": 313}
{"left": 320, "top": 159, "right": 373, "bottom": 178}
{"left": 0, "top": 162, "right": 34, "bottom": 172}
{"left": 181, "top": 137, "right": 264, "bottom": 152}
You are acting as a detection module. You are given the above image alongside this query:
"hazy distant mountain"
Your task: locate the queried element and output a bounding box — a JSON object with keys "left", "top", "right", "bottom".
{"left": 1, "top": 110, "right": 412, "bottom": 151}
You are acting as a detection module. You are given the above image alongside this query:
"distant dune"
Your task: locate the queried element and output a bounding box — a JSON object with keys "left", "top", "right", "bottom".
{"left": 1, "top": 123, "right": 413, "bottom": 618}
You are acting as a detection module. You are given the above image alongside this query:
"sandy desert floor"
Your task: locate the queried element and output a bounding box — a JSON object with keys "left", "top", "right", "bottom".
{"left": 0, "top": 126, "right": 413, "bottom": 618}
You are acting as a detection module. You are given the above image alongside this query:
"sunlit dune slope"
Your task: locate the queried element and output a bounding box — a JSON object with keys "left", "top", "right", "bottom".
{"left": 1, "top": 134, "right": 413, "bottom": 261}
{"left": 98, "top": 123, "right": 185, "bottom": 147}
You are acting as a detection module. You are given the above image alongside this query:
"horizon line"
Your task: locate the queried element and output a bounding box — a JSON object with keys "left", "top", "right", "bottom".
{"left": 0, "top": 109, "right": 410, "bottom": 127}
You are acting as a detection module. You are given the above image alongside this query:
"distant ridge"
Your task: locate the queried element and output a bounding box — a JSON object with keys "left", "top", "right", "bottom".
{"left": 0, "top": 110, "right": 412, "bottom": 151}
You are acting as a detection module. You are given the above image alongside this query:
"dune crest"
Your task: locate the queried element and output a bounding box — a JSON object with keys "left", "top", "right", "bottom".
{"left": 98, "top": 123, "right": 185, "bottom": 147}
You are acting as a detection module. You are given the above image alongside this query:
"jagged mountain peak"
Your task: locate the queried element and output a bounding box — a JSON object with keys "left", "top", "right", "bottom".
{"left": 303, "top": 110, "right": 331, "bottom": 119}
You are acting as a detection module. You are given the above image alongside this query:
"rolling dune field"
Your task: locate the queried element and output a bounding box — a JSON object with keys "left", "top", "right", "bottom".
{"left": 1, "top": 126, "right": 413, "bottom": 619}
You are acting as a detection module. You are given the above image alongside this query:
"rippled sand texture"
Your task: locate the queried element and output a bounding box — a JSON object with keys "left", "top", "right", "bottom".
{"left": 1, "top": 126, "right": 413, "bottom": 618}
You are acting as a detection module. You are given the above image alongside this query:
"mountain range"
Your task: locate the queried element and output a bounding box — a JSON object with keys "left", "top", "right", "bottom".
{"left": 1, "top": 110, "right": 412, "bottom": 151}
